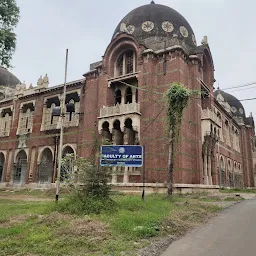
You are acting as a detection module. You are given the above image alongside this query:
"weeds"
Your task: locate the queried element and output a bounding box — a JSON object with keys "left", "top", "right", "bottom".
{"left": 0, "top": 192, "right": 237, "bottom": 256}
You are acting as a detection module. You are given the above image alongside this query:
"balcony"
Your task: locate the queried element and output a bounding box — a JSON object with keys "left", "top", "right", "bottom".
{"left": 98, "top": 103, "right": 141, "bottom": 134}
{"left": 201, "top": 108, "right": 221, "bottom": 127}
{"left": 42, "top": 119, "right": 79, "bottom": 132}
{"left": 99, "top": 102, "right": 140, "bottom": 118}
{"left": 0, "top": 130, "right": 10, "bottom": 137}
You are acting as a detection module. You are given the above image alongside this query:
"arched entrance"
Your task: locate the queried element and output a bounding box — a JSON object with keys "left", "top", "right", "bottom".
{"left": 0, "top": 153, "right": 5, "bottom": 182}
{"left": 38, "top": 148, "right": 53, "bottom": 183}
{"left": 61, "top": 146, "right": 75, "bottom": 182}
{"left": 13, "top": 150, "right": 27, "bottom": 183}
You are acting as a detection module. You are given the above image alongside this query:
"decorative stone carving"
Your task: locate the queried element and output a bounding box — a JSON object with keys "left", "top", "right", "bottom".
{"left": 239, "top": 108, "right": 244, "bottom": 114}
{"left": 162, "top": 21, "right": 174, "bottom": 32}
{"left": 126, "top": 25, "right": 135, "bottom": 34}
{"left": 17, "top": 134, "right": 28, "bottom": 148}
{"left": 201, "top": 35, "right": 208, "bottom": 45}
{"left": 120, "top": 23, "right": 135, "bottom": 35}
{"left": 37, "top": 76, "right": 43, "bottom": 87}
{"left": 37, "top": 74, "right": 49, "bottom": 90}
{"left": 15, "top": 82, "right": 26, "bottom": 96}
{"left": 180, "top": 26, "right": 188, "bottom": 37}
{"left": 43, "top": 74, "right": 49, "bottom": 87}
{"left": 142, "top": 21, "right": 154, "bottom": 32}
{"left": 99, "top": 102, "right": 140, "bottom": 118}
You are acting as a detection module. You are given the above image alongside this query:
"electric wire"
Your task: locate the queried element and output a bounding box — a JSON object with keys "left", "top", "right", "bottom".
{"left": 221, "top": 81, "right": 256, "bottom": 91}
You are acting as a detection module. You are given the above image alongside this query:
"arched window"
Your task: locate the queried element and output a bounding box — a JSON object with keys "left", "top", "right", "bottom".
{"left": 115, "top": 90, "right": 122, "bottom": 105}
{"left": 116, "top": 50, "right": 136, "bottom": 77}
{"left": 126, "top": 51, "right": 134, "bottom": 74}
{"left": 125, "top": 87, "right": 133, "bottom": 104}
{"left": 38, "top": 148, "right": 53, "bottom": 183}
{"left": 117, "top": 54, "right": 124, "bottom": 76}
{"left": 61, "top": 146, "right": 75, "bottom": 182}
{"left": 102, "top": 121, "right": 111, "bottom": 143}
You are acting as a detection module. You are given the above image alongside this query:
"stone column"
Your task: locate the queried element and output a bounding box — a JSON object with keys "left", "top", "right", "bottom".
{"left": 123, "top": 166, "right": 129, "bottom": 183}
{"left": 111, "top": 130, "right": 117, "bottom": 183}
{"left": 111, "top": 167, "right": 117, "bottom": 184}
{"left": 6, "top": 150, "right": 13, "bottom": 182}
{"left": 123, "top": 128, "right": 128, "bottom": 145}
{"left": 132, "top": 88, "right": 136, "bottom": 103}
{"left": 208, "top": 155, "right": 213, "bottom": 185}
{"left": 123, "top": 128, "right": 129, "bottom": 183}
{"left": 204, "top": 154, "right": 209, "bottom": 185}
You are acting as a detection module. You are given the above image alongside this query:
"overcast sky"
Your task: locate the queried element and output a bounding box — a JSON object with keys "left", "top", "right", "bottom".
{"left": 12, "top": 0, "right": 256, "bottom": 119}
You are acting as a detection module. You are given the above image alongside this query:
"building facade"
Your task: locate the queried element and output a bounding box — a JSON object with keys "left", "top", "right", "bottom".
{"left": 0, "top": 2, "right": 255, "bottom": 190}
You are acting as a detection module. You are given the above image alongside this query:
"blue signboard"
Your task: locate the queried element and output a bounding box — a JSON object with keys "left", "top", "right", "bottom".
{"left": 100, "top": 145, "right": 143, "bottom": 167}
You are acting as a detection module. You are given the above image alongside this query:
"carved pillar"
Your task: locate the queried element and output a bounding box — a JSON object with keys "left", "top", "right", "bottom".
{"left": 123, "top": 128, "right": 128, "bottom": 145}
{"left": 123, "top": 166, "right": 129, "bottom": 183}
{"left": 208, "top": 155, "right": 213, "bottom": 185}
{"left": 123, "top": 128, "right": 129, "bottom": 183}
{"left": 28, "top": 147, "right": 36, "bottom": 182}
{"left": 132, "top": 88, "right": 136, "bottom": 103}
{"left": 204, "top": 153, "right": 209, "bottom": 185}
{"left": 111, "top": 167, "right": 117, "bottom": 184}
{"left": 6, "top": 150, "right": 13, "bottom": 182}
{"left": 135, "top": 131, "right": 140, "bottom": 145}
{"left": 121, "top": 89, "right": 125, "bottom": 104}
{"left": 112, "top": 130, "right": 117, "bottom": 145}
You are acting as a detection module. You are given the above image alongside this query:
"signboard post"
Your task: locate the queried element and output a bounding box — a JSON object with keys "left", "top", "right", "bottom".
{"left": 100, "top": 145, "right": 143, "bottom": 167}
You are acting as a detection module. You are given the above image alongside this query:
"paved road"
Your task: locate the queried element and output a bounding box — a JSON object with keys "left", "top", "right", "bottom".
{"left": 162, "top": 198, "right": 256, "bottom": 256}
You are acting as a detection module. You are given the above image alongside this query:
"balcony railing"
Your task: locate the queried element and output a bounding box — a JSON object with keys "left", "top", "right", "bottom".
{"left": 0, "top": 130, "right": 10, "bottom": 137}
{"left": 201, "top": 109, "right": 221, "bottom": 127}
{"left": 99, "top": 102, "right": 140, "bottom": 118}
{"left": 42, "top": 119, "right": 79, "bottom": 131}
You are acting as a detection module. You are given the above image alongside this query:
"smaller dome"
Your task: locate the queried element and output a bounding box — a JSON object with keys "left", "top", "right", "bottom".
{"left": 0, "top": 67, "right": 20, "bottom": 88}
{"left": 214, "top": 89, "right": 246, "bottom": 120}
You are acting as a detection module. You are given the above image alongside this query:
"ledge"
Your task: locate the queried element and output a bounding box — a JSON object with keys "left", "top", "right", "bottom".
{"left": 107, "top": 73, "right": 138, "bottom": 87}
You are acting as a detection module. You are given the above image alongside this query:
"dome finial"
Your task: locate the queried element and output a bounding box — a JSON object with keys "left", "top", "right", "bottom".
{"left": 150, "top": 0, "right": 155, "bottom": 4}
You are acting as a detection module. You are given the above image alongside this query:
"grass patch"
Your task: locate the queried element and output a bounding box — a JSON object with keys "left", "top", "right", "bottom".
{"left": 220, "top": 188, "right": 256, "bottom": 194}
{"left": 0, "top": 191, "right": 227, "bottom": 256}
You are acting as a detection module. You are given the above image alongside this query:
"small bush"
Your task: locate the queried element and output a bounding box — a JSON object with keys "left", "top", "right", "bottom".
{"left": 56, "top": 194, "right": 116, "bottom": 215}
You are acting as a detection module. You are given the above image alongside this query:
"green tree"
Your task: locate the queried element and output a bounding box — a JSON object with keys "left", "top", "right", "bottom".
{"left": 0, "top": 0, "right": 20, "bottom": 67}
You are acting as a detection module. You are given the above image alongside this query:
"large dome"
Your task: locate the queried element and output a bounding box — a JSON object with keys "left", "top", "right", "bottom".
{"left": 0, "top": 67, "right": 20, "bottom": 88}
{"left": 214, "top": 89, "right": 246, "bottom": 120}
{"left": 112, "top": 1, "right": 197, "bottom": 51}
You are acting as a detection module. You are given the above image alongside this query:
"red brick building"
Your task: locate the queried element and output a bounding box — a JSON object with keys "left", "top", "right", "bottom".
{"left": 0, "top": 2, "right": 255, "bottom": 191}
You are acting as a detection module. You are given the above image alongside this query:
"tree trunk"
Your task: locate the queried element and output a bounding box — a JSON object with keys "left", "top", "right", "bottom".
{"left": 167, "top": 129, "right": 174, "bottom": 196}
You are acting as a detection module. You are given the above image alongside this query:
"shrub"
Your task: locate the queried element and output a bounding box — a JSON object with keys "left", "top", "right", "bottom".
{"left": 59, "top": 154, "right": 116, "bottom": 215}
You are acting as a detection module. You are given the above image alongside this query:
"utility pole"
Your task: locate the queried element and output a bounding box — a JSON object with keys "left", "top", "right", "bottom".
{"left": 56, "top": 49, "right": 68, "bottom": 202}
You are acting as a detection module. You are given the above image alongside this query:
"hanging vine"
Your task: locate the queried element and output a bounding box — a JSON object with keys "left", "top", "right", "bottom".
{"left": 166, "top": 83, "right": 192, "bottom": 139}
{"left": 165, "top": 82, "right": 200, "bottom": 195}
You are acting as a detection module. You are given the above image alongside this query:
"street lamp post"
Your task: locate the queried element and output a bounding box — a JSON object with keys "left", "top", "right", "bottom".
{"left": 56, "top": 49, "right": 69, "bottom": 202}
